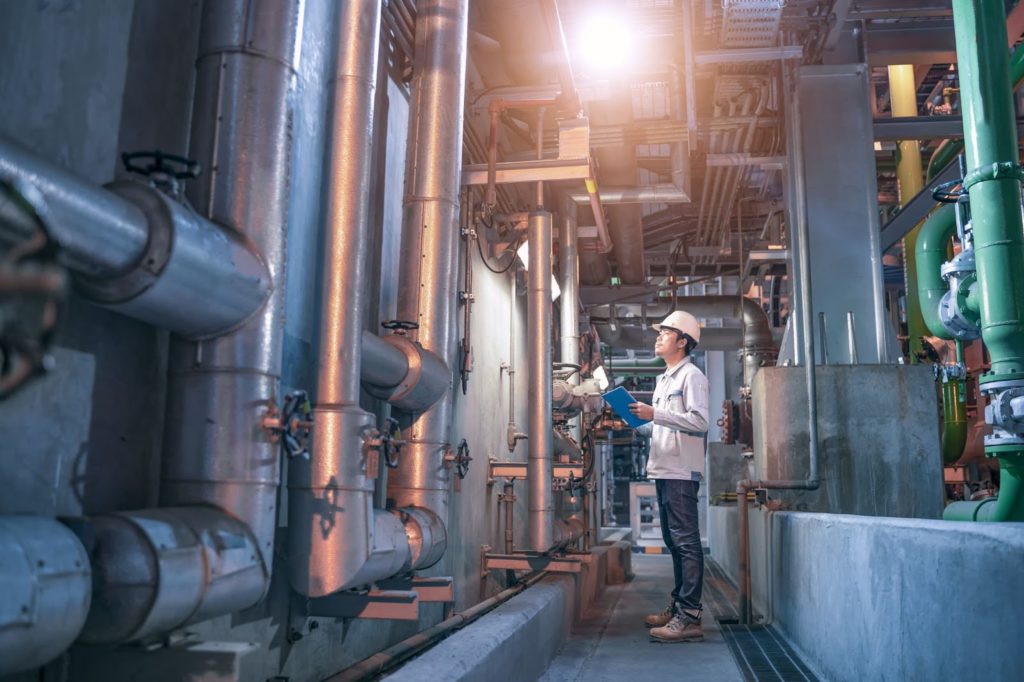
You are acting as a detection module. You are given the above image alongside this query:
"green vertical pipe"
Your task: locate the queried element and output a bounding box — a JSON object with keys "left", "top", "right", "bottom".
{"left": 915, "top": 204, "right": 957, "bottom": 339}
{"left": 941, "top": 379, "right": 968, "bottom": 464}
{"left": 943, "top": 0, "right": 1024, "bottom": 522}
{"left": 926, "top": 41, "right": 1024, "bottom": 181}
{"left": 954, "top": 0, "right": 1024, "bottom": 385}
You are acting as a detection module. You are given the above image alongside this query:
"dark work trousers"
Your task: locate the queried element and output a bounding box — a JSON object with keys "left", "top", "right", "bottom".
{"left": 655, "top": 478, "right": 703, "bottom": 613}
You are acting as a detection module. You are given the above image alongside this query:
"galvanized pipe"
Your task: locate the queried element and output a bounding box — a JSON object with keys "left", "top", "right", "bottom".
{"left": 527, "top": 210, "right": 555, "bottom": 551}
{"left": 0, "top": 137, "right": 270, "bottom": 338}
{"left": 161, "top": 0, "right": 305, "bottom": 599}
{"left": 736, "top": 62, "right": 821, "bottom": 624}
{"left": 390, "top": 0, "right": 469, "bottom": 535}
{"left": 76, "top": 506, "right": 265, "bottom": 644}
{"left": 0, "top": 516, "right": 91, "bottom": 675}
{"left": 559, "top": 194, "right": 581, "bottom": 441}
{"left": 289, "top": 0, "right": 433, "bottom": 597}
{"left": 360, "top": 331, "right": 450, "bottom": 412}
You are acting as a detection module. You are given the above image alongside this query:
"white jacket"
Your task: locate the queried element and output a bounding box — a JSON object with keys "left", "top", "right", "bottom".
{"left": 636, "top": 356, "right": 709, "bottom": 480}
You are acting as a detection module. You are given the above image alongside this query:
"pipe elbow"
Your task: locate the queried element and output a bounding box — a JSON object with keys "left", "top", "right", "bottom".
{"left": 363, "top": 333, "right": 450, "bottom": 412}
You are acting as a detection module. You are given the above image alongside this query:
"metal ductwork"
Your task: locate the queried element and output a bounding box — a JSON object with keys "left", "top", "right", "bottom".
{"left": 0, "top": 137, "right": 270, "bottom": 339}
{"left": 78, "top": 0, "right": 305, "bottom": 641}
{"left": 390, "top": 0, "right": 469, "bottom": 551}
{"left": 0, "top": 516, "right": 91, "bottom": 675}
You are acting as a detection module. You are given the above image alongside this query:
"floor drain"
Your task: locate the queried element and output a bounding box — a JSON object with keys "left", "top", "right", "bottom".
{"left": 719, "top": 624, "right": 820, "bottom": 682}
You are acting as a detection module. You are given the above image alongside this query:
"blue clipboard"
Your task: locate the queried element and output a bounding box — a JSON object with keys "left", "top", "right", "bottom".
{"left": 602, "top": 386, "right": 650, "bottom": 429}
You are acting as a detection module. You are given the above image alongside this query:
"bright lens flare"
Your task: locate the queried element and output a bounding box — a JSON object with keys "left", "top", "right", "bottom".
{"left": 576, "top": 13, "right": 634, "bottom": 74}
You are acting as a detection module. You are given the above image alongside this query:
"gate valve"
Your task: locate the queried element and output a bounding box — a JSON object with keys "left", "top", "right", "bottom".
{"left": 262, "top": 390, "right": 314, "bottom": 459}
{"left": 121, "top": 150, "right": 201, "bottom": 199}
{"left": 443, "top": 438, "right": 472, "bottom": 480}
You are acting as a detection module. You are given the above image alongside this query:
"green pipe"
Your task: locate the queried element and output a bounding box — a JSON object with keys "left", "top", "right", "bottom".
{"left": 944, "top": 455, "right": 1024, "bottom": 520}
{"left": 940, "top": 379, "right": 968, "bottom": 464}
{"left": 954, "top": 0, "right": 1024, "bottom": 386}
{"left": 927, "top": 41, "right": 1024, "bottom": 181}
{"left": 915, "top": 204, "right": 957, "bottom": 339}
{"left": 941, "top": 0, "right": 1024, "bottom": 522}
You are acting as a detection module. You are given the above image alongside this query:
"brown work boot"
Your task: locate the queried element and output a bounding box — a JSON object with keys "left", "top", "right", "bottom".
{"left": 649, "top": 611, "right": 704, "bottom": 643}
{"left": 643, "top": 601, "right": 675, "bottom": 628}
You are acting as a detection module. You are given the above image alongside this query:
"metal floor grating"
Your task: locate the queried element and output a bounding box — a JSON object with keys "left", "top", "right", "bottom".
{"left": 704, "top": 557, "right": 819, "bottom": 682}
{"left": 719, "top": 624, "right": 820, "bottom": 682}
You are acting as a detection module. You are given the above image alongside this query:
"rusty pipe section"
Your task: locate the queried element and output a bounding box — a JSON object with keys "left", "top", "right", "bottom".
{"left": 390, "top": 0, "right": 469, "bottom": 549}
{"left": 0, "top": 137, "right": 270, "bottom": 338}
{"left": 527, "top": 210, "right": 556, "bottom": 551}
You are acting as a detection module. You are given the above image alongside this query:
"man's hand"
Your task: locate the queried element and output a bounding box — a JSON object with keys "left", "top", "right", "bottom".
{"left": 628, "top": 402, "right": 654, "bottom": 422}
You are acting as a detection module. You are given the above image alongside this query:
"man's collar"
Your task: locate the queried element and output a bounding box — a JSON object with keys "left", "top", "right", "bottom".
{"left": 663, "top": 355, "right": 691, "bottom": 377}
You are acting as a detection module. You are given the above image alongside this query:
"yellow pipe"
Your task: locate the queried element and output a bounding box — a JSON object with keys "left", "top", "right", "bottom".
{"left": 889, "top": 64, "right": 928, "bottom": 363}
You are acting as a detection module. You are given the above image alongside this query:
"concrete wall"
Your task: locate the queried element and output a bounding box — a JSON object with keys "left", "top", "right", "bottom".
{"left": 752, "top": 365, "right": 944, "bottom": 518}
{"left": 709, "top": 508, "right": 1024, "bottom": 682}
{"left": 774, "top": 513, "right": 1024, "bottom": 682}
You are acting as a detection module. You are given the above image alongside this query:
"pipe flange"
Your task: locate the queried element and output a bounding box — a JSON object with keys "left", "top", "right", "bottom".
{"left": 977, "top": 377, "right": 1024, "bottom": 393}
{"left": 74, "top": 181, "right": 174, "bottom": 303}
{"left": 939, "top": 248, "right": 975, "bottom": 281}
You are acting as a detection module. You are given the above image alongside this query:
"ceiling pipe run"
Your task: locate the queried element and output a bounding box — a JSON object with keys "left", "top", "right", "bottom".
{"left": 0, "top": 137, "right": 270, "bottom": 338}
{"left": 590, "top": 296, "right": 775, "bottom": 385}
{"left": 390, "top": 0, "right": 469, "bottom": 564}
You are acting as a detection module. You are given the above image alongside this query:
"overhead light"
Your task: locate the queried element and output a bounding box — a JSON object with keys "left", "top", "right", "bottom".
{"left": 575, "top": 12, "right": 636, "bottom": 75}
{"left": 593, "top": 365, "right": 610, "bottom": 391}
{"left": 515, "top": 241, "right": 561, "bottom": 301}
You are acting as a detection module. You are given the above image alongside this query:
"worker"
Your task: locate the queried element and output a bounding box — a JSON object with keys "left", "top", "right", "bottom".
{"left": 628, "top": 310, "right": 709, "bottom": 643}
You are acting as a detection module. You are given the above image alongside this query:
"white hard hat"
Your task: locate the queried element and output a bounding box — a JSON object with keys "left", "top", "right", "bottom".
{"left": 653, "top": 310, "right": 701, "bottom": 345}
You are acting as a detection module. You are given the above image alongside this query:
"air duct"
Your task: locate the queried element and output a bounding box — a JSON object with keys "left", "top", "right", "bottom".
{"left": 390, "top": 0, "right": 469, "bottom": 555}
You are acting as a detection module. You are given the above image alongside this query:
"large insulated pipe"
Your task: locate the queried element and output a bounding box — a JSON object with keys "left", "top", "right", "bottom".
{"left": 76, "top": 0, "right": 305, "bottom": 643}
{"left": 0, "top": 516, "right": 91, "bottom": 675}
{"left": 943, "top": 0, "right": 1024, "bottom": 522}
{"left": 390, "top": 0, "right": 469, "bottom": 541}
{"left": 360, "top": 330, "right": 450, "bottom": 411}
{"left": 527, "top": 210, "right": 555, "bottom": 551}
{"left": 163, "top": 0, "right": 301, "bottom": 600}
{"left": 889, "top": 64, "right": 928, "bottom": 363}
{"left": 0, "top": 137, "right": 270, "bottom": 338}
{"left": 559, "top": 194, "right": 581, "bottom": 441}
{"left": 736, "top": 63, "right": 820, "bottom": 623}
{"left": 289, "top": 0, "right": 442, "bottom": 597}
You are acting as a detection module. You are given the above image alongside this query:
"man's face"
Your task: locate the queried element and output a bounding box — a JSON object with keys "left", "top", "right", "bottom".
{"left": 654, "top": 327, "right": 682, "bottom": 358}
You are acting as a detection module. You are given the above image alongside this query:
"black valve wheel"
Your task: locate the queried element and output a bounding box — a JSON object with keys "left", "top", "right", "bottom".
{"left": 382, "top": 319, "right": 419, "bottom": 333}
{"left": 121, "top": 150, "right": 201, "bottom": 180}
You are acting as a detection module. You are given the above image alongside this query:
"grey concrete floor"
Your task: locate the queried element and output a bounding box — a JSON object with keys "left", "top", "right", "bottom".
{"left": 540, "top": 554, "right": 744, "bottom": 682}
